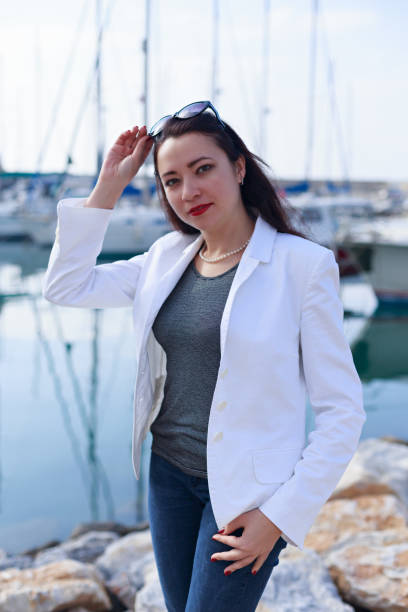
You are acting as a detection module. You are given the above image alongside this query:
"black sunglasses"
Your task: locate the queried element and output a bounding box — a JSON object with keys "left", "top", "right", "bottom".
{"left": 148, "top": 100, "right": 226, "bottom": 138}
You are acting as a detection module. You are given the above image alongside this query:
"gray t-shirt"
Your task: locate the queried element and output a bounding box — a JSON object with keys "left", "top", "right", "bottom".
{"left": 150, "top": 258, "right": 239, "bottom": 478}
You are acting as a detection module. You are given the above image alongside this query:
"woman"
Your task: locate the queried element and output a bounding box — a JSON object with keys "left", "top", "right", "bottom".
{"left": 43, "top": 101, "right": 366, "bottom": 612}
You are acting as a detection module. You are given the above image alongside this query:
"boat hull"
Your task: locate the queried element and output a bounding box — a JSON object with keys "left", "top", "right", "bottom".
{"left": 343, "top": 241, "right": 408, "bottom": 303}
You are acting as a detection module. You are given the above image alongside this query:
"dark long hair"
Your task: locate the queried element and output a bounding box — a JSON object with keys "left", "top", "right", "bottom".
{"left": 152, "top": 112, "right": 307, "bottom": 238}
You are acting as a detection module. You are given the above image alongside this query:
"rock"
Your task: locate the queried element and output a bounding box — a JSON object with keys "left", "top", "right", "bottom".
{"left": 22, "top": 540, "right": 61, "bottom": 557}
{"left": 96, "top": 531, "right": 154, "bottom": 609}
{"left": 380, "top": 436, "right": 408, "bottom": 447}
{"left": 0, "top": 548, "right": 33, "bottom": 571}
{"left": 305, "top": 494, "right": 408, "bottom": 554}
{"left": 71, "top": 521, "right": 149, "bottom": 539}
{"left": 134, "top": 557, "right": 166, "bottom": 612}
{"left": 133, "top": 545, "right": 352, "bottom": 612}
{"left": 106, "top": 551, "right": 156, "bottom": 610}
{"left": 96, "top": 530, "right": 153, "bottom": 579}
{"left": 324, "top": 528, "right": 408, "bottom": 611}
{"left": 34, "top": 531, "right": 119, "bottom": 567}
{"left": 0, "top": 559, "right": 111, "bottom": 612}
{"left": 331, "top": 438, "right": 408, "bottom": 508}
{"left": 256, "top": 546, "right": 354, "bottom": 611}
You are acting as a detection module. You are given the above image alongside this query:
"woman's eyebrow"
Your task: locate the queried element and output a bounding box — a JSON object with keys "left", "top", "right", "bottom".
{"left": 161, "top": 156, "right": 215, "bottom": 178}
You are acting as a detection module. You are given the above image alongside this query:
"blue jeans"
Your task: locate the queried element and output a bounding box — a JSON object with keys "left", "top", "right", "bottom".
{"left": 148, "top": 450, "right": 287, "bottom": 612}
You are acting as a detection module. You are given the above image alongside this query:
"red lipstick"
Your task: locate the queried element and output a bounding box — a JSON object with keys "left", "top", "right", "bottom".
{"left": 190, "top": 203, "right": 213, "bottom": 216}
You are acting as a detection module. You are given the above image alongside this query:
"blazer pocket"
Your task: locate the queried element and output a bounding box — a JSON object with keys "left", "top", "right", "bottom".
{"left": 252, "top": 447, "right": 303, "bottom": 485}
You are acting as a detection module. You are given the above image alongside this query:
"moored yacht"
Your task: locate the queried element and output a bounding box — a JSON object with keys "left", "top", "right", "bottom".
{"left": 336, "top": 215, "right": 408, "bottom": 304}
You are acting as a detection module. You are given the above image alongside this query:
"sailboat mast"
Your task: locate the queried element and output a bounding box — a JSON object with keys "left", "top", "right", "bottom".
{"left": 96, "top": 0, "right": 104, "bottom": 176}
{"left": 346, "top": 82, "right": 353, "bottom": 180}
{"left": 35, "top": 28, "right": 43, "bottom": 172}
{"left": 142, "top": 0, "right": 151, "bottom": 207}
{"left": 211, "top": 0, "right": 220, "bottom": 104}
{"left": 142, "top": 0, "right": 150, "bottom": 129}
{"left": 260, "top": 0, "right": 271, "bottom": 159}
{"left": 305, "top": 0, "right": 319, "bottom": 181}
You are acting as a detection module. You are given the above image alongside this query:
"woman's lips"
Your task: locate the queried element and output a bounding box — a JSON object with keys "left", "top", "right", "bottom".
{"left": 190, "top": 203, "right": 213, "bottom": 216}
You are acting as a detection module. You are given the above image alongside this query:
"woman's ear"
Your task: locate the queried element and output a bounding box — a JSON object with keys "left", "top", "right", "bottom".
{"left": 236, "top": 154, "right": 246, "bottom": 183}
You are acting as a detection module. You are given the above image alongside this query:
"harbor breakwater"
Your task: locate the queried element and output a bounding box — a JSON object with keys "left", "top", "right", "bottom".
{"left": 1, "top": 436, "right": 407, "bottom": 612}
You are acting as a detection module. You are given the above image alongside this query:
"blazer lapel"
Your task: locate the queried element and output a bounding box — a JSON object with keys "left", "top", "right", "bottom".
{"left": 144, "top": 214, "right": 277, "bottom": 356}
{"left": 220, "top": 215, "right": 278, "bottom": 356}
{"left": 146, "top": 232, "right": 204, "bottom": 330}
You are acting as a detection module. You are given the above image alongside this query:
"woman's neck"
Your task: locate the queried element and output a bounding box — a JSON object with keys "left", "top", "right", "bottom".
{"left": 200, "top": 214, "right": 256, "bottom": 259}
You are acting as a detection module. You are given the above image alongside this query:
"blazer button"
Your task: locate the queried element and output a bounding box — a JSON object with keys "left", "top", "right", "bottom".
{"left": 213, "top": 431, "right": 223, "bottom": 442}
{"left": 220, "top": 368, "right": 228, "bottom": 379}
{"left": 216, "top": 401, "right": 227, "bottom": 411}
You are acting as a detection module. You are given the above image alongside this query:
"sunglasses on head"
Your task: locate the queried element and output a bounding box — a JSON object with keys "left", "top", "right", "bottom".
{"left": 148, "top": 100, "right": 226, "bottom": 139}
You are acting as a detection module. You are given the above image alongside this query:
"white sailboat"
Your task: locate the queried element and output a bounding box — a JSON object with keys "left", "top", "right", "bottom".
{"left": 0, "top": 200, "right": 28, "bottom": 240}
{"left": 336, "top": 215, "right": 408, "bottom": 304}
{"left": 27, "top": 195, "right": 171, "bottom": 254}
{"left": 25, "top": 0, "right": 171, "bottom": 255}
{"left": 287, "top": 193, "right": 375, "bottom": 250}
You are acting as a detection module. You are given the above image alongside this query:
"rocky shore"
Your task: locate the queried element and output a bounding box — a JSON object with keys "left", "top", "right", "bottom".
{"left": 1, "top": 437, "right": 407, "bottom": 612}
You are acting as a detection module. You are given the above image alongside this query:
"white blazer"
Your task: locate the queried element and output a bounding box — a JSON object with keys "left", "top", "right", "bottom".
{"left": 42, "top": 198, "right": 366, "bottom": 549}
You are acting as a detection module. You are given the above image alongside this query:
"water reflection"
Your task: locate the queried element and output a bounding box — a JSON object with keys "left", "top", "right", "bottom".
{"left": 0, "top": 242, "right": 407, "bottom": 554}
{"left": 1, "top": 243, "right": 150, "bottom": 554}
{"left": 353, "top": 303, "right": 408, "bottom": 380}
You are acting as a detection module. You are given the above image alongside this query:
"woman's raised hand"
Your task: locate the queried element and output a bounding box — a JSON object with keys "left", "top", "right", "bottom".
{"left": 85, "top": 125, "right": 154, "bottom": 209}
{"left": 100, "top": 125, "right": 153, "bottom": 186}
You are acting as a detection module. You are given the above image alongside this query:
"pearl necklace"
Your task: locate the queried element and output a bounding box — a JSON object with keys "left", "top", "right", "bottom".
{"left": 199, "top": 237, "right": 251, "bottom": 263}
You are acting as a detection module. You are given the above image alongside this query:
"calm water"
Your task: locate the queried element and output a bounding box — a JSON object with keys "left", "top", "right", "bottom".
{"left": 1, "top": 242, "right": 407, "bottom": 555}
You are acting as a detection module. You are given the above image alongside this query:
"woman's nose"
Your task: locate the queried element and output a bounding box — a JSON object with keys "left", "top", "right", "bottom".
{"left": 181, "top": 177, "right": 200, "bottom": 201}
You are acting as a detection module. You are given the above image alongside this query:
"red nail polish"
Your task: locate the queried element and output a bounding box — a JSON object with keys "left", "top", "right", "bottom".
{"left": 252, "top": 570, "right": 257, "bottom": 575}
{"left": 211, "top": 558, "right": 217, "bottom": 562}
{"left": 225, "top": 570, "right": 231, "bottom": 576}
{"left": 218, "top": 529, "right": 224, "bottom": 533}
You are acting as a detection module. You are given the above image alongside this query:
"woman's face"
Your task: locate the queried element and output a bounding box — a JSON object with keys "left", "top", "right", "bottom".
{"left": 156, "top": 132, "right": 245, "bottom": 231}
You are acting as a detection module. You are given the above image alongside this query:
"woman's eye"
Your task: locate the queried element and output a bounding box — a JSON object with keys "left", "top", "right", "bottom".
{"left": 198, "top": 164, "right": 212, "bottom": 173}
{"left": 165, "top": 165, "right": 212, "bottom": 188}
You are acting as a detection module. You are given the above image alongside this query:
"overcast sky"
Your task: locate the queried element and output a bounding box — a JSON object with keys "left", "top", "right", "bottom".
{"left": 1, "top": 0, "right": 407, "bottom": 181}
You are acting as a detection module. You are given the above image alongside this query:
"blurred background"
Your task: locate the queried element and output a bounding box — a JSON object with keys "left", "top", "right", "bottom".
{"left": 1, "top": 0, "right": 407, "bottom": 555}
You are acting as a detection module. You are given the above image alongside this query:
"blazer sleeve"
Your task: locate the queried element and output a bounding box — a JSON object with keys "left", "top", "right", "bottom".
{"left": 258, "top": 248, "right": 366, "bottom": 549}
{"left": 42, "top": 198, "right": 148, "bottom": 308}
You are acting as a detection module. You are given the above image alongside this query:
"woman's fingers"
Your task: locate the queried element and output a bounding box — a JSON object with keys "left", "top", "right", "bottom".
{"left": 126, "top": 128, "right": 140, "bottom": 147}
{"left": 250, "top": 552, "right": 269, "bottom": 575}
{"left": 117, "top": 127, "right": 136, "bottom": 141}
{"left": 211, "top": 533, "right": 241, "bottom": 548}
{"left": 99, "top": 125, "right": 153, "bottom": 184}
{"left": 131, "top": 132, "right": 153, "bottom": 161}
{"left": 127, "top": 126, "right": 150, "bottom": 152}
{"left": 221, "top": 555, "right": 257, "bottom": 575}
{"left": 116, "top": 125, "right": 146, "bottom": 148}
{"left": 226, "top": 555, "right": 257, "bottom": 575}
{"left": 211, "top": 548, "right": 248, "bottom": 563}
